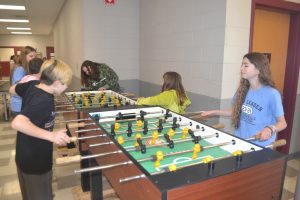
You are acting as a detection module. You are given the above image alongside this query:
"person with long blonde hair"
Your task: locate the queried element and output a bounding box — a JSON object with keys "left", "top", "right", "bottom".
{"left": 201, "top": 52, "right": 287, "bottom": 146}
{"left": 137, "top": 71, "right": 191, "bottom": 114}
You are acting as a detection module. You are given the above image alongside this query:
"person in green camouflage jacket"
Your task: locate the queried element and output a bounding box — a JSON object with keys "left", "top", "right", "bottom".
{"left": 81, "top": 60, "right": 121, "bottom": 92}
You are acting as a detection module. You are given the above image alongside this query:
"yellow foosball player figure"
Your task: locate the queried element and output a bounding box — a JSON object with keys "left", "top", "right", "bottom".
{"left": 118, "top": 136, "right": 124, "bottom": 145}
{"left": 192, "top": 144, "right": 201, "bottom": 160}
{"left": 167, "top": 129, "right": 175, "bottom": 140}
{"left": 181, "top": 127, "right": 189, "bottom": 139}
{"left": 151, "top": 131, "right": 159, "bottom": 145}
{"left": 168, "top": 164, "right": 177, "bottom": 172}
{"left": 136, "top": 120, "right": 143, "bottom": 130}
{"left": 114, "top": 123, "right": 120, "bottom": 132}
{"left": 155, "top": 151, "right": 164, "bottom": 168}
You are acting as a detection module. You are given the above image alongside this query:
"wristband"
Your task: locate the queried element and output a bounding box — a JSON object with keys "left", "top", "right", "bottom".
{"left": 265, "top": 125, "right": 276, "bottom": 134}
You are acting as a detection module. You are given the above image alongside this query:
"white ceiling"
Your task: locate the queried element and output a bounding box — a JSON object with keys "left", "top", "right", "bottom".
{"left": 0, "top": 0, "right": 65, "bottom": 35}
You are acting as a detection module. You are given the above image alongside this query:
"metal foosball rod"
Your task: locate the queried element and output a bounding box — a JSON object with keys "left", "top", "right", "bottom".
{"left": 113, "top": 122, "right": 190, "bottom": 136}
{"left": 67, "top": 91, "right": 135, "bottom": 98}
{"left": 93, "top": 109, "right": 167, "bottom": 121}
{"left": 106, "top": 119, "right": 166, "bottom": 129}
{"left": 70, "top": 97, "right": 123, "bottom": 103}
{"left": 95, "top": 114, "right": 170, "bottom": 125}
{"left": 54, "top": 96, "right": 70, "bottom": 103}
{"left": 67, "top": 120, "right": 176, "bottom": 142}
{"left": 66, "top": 116, "right": 175, "bottom": 133}
{"left": 72, "top": 138, "right": 236, "bottom": 174}
{"left": 88, "top": 126, "right": 210, "bottom": 148}
{"left": 75, "top": 128, "right": 101, "bottom": 133}
{"left": 68, "top": 113, "right": 173, "bottom": 133}
{"left": 67, "top": 122, "right": 96, "bottom": 129}
{"left": 70, "top": 134, "right": 107, "bottom": 142}
{"left": 56, "top": 150, "right": 123, "bottom": 165}
{"left": 136, "top": 135, "right": 229, "bottom": 163}
{"left": 183, "top": 111, "right": 207, "bottom": 121}
{"left": 72, "top": 103, "right": 125, "bottom": 109}
{"left": 119, "top": 139, "right": 287, "bottom": 183}
{"left": 126, "top": 137, "right": 233, "bottom": 154}
{"left": 56, "top": 131, "right": 219, "bottom": 165}
{"left": 74, "top": 161, "right": 133, "bottom": 174}
{"left": 55, "top": 109, "right": 77, "bottom": 114}
{"left": 118, "top": 127, "right": 194, "bottom": 143}
{"left": 246, "top": 132, "right": 278, "bottom": 143}
{"left": 54, "top": 99, "right": 70, "bottom": 103}
{"left": 120, "top": 92, "right": 136, "bottom": 97}
{"left": 55, "top": 104, "right": 73, "bottom": 108}
{"left": 56, "top": 118, "right": 92, "bottom": 124}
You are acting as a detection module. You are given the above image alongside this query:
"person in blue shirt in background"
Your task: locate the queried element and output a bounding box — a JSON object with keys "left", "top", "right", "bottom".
{"left": 201, "top": 52, "right": 287, "bottom": 147}
{"left": 10, "top": 46, "right": 36, "bottom": 117}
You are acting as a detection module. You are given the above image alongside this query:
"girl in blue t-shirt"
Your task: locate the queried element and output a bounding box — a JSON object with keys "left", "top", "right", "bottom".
{"left": 201, "top": 52, "right": 287, "bottom": 146}
{"left": 10, "top": 46, "right": 37, "bottom": 117}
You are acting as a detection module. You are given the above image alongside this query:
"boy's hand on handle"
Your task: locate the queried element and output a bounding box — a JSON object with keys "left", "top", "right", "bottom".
{"left": 51, "top": 129, "right": 71, "bottom": 146}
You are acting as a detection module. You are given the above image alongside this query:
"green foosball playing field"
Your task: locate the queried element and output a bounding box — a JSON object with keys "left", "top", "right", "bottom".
{"left": 64, "top": 90, "right": 136, "bottom": 109}
{"left": 99, "top": 117, "right": 232, "bottom": 174}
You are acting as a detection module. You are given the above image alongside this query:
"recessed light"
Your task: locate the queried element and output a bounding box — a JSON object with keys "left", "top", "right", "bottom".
{"left": 0, "top": 19, "right": 29, "bottom": 23}
{"left": 11, "top": 32, "right": 32, "bottom": 34}
{"left": 0, "top": 5, "right": 25, "bottom": 10}
{"left": 7, "top": 27, "right": 31, "bottom": 30}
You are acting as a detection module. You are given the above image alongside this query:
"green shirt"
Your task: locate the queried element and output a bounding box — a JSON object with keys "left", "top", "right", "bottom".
{"left": 87, "top": 63, "right": 121, "bottom": 92}
{"left": 137, "top": 90, "right": 191, "bottom": 114}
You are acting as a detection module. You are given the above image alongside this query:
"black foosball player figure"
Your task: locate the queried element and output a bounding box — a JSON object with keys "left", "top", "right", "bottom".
{"left": 158, "top": 119, "right": 163, "bottom": 132}
{"left": 143, "top": 120, "right": 148, "bottom": 135}
{"left": 111, "top": 124, "right": 116, "bottom": 138}
{"left": 164, "top": 134, "right": 174, "bottom": 149}
{"left": 127, "top": 122, "right": 133, "bottom": 137}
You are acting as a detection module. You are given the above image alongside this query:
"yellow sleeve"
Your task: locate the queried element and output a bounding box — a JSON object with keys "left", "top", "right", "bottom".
{"left": 137, "top": 92, "right": 171, "bottom": 107}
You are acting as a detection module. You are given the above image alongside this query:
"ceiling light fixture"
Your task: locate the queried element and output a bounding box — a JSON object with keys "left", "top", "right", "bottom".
{"left": 7, "top": 27, "right": 31, "bottom": 30}
{"left": 0, "top": 19, "right": 29, "bottom": 23}
{"left": 0, "top": 5, "right": 25, "bottom": 10}
{"left": 11, "top": 32, "right": 32, "bottom": 34}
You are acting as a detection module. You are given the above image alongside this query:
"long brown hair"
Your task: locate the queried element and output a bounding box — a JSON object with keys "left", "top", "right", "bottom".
{"left": 161, "top": 71, "right": 188, "bottom": 105}
{"left": 80, "top": 60, "right": 101, "bottom": 87}
{"left": 20, "top": 46, "right": 36, "bottom": 74}
{"left": 231, "top": 52, "right": 275, "bottom": 128}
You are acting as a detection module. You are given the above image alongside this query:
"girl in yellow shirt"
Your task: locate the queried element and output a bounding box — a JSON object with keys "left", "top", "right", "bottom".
{"left": 137, "top": 72, "right": 191, "bottom": 114}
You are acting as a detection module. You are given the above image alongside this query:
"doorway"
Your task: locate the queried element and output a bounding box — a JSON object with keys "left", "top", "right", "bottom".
{"left": 250, "top": 0, "right": 300, "bottom": 154}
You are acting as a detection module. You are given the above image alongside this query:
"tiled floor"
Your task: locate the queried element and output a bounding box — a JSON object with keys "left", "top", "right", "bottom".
{"left": 0, "top": 109, "right": 299, "bottom": 200}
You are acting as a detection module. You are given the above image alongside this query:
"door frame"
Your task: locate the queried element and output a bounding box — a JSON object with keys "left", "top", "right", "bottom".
{"left": 250, "top": 0, "right": 300, "bottom": 153}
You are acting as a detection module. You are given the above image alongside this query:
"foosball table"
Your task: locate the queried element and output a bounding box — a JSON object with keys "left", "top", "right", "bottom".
{"left": 55, "top": 90, "right": 138, "bottom": 141}
{"left": 57, "top": 106, "right": 287, "bottom": 200}
{"left": 54, "top": 90, "right": 139, "bottom": 192}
